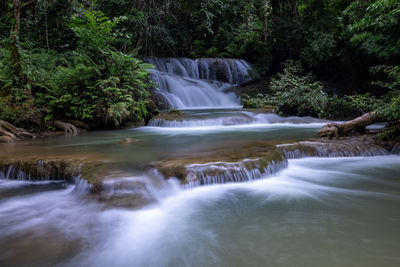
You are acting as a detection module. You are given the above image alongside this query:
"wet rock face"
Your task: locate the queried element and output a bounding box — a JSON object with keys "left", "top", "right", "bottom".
{"left": 150, "top": 89, "right": 171, "bottom": 111}
{"left": 185, "top": 156, "right": 288, "bottom": 187}
{"left": 156, "top": 151, "right": 288, "bottom": 186}
{"left": 196, "top": 58, "right": 251, "bottom": 84}
{"left": 96, "top": 177, "right": 155, "bottom": 208}
{"left": 392, "top": 143, "right": 400, "bottom": 154}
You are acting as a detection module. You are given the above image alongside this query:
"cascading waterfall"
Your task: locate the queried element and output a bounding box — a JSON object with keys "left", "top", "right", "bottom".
{"left": 146, "top": 58, "right": 252, "bottom": 108}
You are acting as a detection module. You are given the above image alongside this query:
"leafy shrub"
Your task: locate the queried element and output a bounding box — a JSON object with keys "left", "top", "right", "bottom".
{"left": 268, "top": 60, "right": 328, "bottom": 118}
{"left": 324, "top": 97, "right": 361, "bottom": 119}
{"left": 345, "top": 93, "right": 383, "bottom": 114}
{"left": 370, "top": 65, "right": 400, "bottom": 121}
{"left": 325, "top": 93, "right": 382, "bottom": 120}
{"left": 34, "top": 50, "right": 152, "bottom": 127}
{"left": 379, "top": 92, "right": 400, "bottom": 121}
{"left": 241, "top": 93, "right": 271, "bottom": 108}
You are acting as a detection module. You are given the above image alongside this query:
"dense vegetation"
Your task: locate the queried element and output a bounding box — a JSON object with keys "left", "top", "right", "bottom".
{"left": 0, "top": 0, "right": 399, "bottom": 134}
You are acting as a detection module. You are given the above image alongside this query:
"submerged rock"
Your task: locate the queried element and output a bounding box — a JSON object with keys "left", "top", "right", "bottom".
{"left": 121, "top": 138, "right": 140, "bottom": 144}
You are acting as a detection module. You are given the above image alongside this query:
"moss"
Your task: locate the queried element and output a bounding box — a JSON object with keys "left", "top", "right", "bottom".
{"left": 152, "top": 109, "right": 186, "bottom": 121}
{"left": 158, "top": 165, "right": 188, "bottom": 181}
{"left": 168, "top": 109, "right": 182, "bottom": 115}
{"left": 0, "top": 159, "right": 81, "bottom": 181}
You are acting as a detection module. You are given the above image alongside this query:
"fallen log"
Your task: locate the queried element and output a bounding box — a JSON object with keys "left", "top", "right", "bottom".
{"left": 318, "top": 112, "right": 381, "bottom": 139}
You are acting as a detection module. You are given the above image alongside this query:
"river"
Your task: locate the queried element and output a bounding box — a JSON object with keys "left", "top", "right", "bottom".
{"left": 0, "top": 58, "right": 399, "bottom": 267}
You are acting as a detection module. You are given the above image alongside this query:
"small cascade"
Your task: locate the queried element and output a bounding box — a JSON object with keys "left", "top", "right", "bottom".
{"left": 185, "top": 158, "right": 288, "bottom": 187}
{"left": 0, "top": 160, "right": 92, "bottom": 195}
{"left": 277, "top": 141, "right": 390, "bottom": 159}
{"left": 146, "top": 58, "right": 252, "bottom": 84}
{"left": 94, "top": 170, "right": 181, "bottom": 208}
{"left": 0, "top": 160, "right": 79, "bottom": 181}
{"left": 72, "top": 175, "right": 92, "bottom": 195}
{"left": 148, "top": 111, "right": 327, "bottom": 127}
{"left": 147, "top": 57, "right": 252, "bottom": 109}
{"left": 157, "top": 154, "right": 288, "bottom": 188}
{"left": 150, "top": 73, "right": 239, "bottom": 108}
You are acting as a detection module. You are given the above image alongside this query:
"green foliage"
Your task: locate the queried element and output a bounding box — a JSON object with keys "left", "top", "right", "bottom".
{"left": 268, "top": 60, "right": 328, "bottom": 118}
{"left": 325, "top": 97, "right": 361, "bottom": 119}
{"left": 70, "top": 10, "right": 124, "bottom": 54}
{"left": 345, "top": 93, "right": 383, "bottom": 113}
{"left": 350, "top": 0, "right": 400, "bottom": 59}
{"left": 33, "top": 49, "right": 152, "bottom": 128}
{"left": 370, "top": 65, "right": 400, "bottom": 91}
{"left": 0, "top": 46, "right": 40, "bottom": 126}
{"left": 369, "top": 65, "right": 400, "bottom": 121}
{"left": 381, "top": 93, "right": 400, "bottom": 121}
{"left": 301, "top": 32, "right": 335, "bottom": 66}
{"left": 0, "top": 7, "right": 152, "bottom": 130}
{"left": 241, "top": 93, "right": 271, "bottom": 109}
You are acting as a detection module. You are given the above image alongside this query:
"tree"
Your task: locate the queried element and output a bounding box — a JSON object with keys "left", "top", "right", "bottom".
{"left": 350, "top": 0, "right": 400, "bottom": 60}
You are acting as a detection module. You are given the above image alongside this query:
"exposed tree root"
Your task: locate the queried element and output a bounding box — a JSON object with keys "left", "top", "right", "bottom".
{"left": 52, "top": 120, "right": 79, "bottom": 136}
{"left": 0, "top": 120, "right": 36, "bottom": 142}
{"left": 319, "top": 112, "right": 382, "bottom": 139}
{"left": 65, "top": 120, "right": 90, "bottom": 131}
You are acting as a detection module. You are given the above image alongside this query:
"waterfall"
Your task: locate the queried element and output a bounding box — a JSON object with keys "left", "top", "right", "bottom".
{"left": 146, "top": 58, "right": 252, "bottom": 109}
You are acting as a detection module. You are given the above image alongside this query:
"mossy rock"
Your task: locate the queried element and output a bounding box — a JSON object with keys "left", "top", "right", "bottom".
{"left": 158, "top": 164, "right": 188, "bottom": 182}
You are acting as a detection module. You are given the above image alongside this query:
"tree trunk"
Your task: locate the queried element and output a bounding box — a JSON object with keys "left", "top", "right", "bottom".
{"left": 318, "top": 112, "right": 382, "bottom": 139}
{"left": 10, "top": 0, "right": 24, "bottom": 87}
{"left": 9, "top": 0, "right": 36, "bottom": 87}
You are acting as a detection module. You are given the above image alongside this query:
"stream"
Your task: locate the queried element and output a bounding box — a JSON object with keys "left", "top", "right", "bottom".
{"left": 0, "top": 58, "right": 399, "bottom": 267}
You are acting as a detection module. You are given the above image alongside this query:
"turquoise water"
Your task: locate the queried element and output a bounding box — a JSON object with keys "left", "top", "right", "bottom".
{"left": 0, "top": 109, "right": 399, "bottom": 266}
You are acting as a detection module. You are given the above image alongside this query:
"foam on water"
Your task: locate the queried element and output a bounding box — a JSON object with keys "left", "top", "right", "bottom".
{"left": 59, "top": 155, "right": 400, "bottom": 267}
{"left": 148, "top": 111, "right": 328, "bottom": 128}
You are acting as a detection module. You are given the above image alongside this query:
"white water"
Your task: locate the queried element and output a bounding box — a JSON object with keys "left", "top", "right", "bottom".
{"left": 2, "top": 156, "right": 399, "bottom": 266}
{"left": 65, "top": 156, "right": 400, "bottom": 267}
{"left": 149, "top": 111, "right": 328, "bottom": 128}
{"left": 147, "top": 58, "right": 252, "bottom": 84}
{"left": 148, "top": 58, "right": 251, "bottom": 108}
